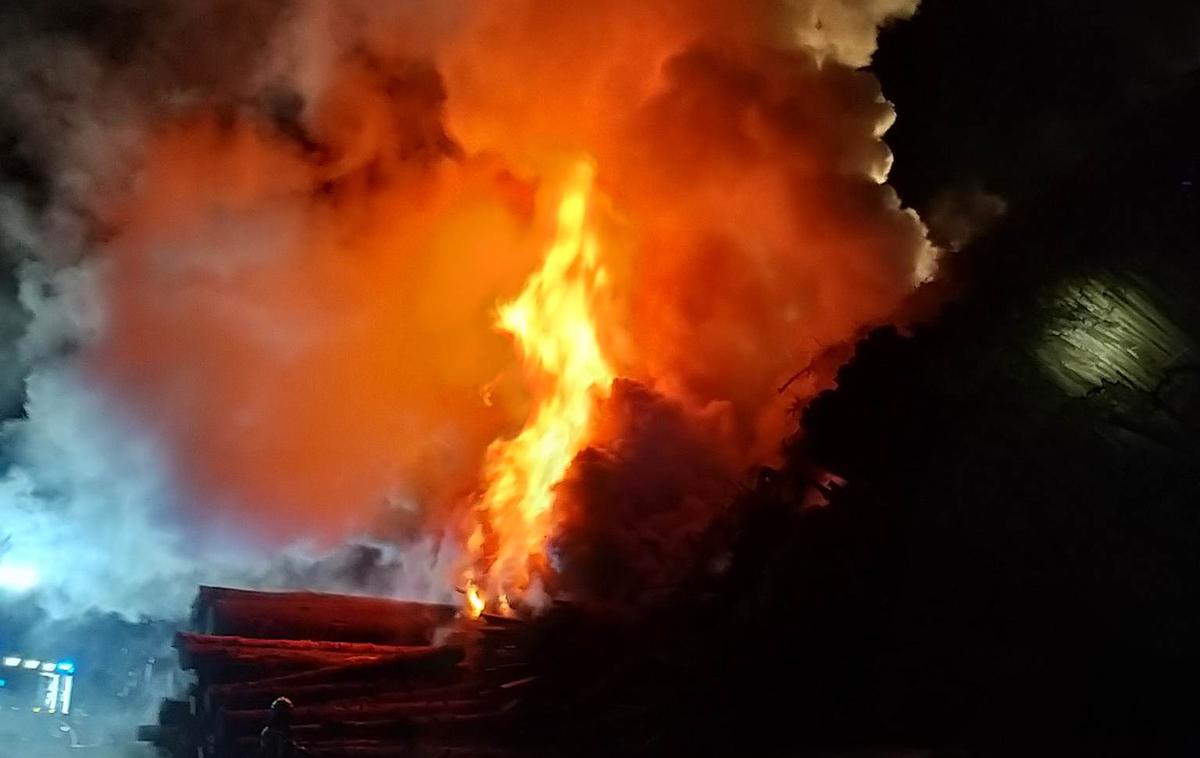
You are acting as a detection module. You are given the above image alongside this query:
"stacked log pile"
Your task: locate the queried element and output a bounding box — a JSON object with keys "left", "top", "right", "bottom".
{"left": 138, "top": 587, "right": 545, "bottom": 758}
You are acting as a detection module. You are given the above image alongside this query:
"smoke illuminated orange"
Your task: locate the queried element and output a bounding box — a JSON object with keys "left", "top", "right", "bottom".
{"left": 466, "top": 161, "right": 615, "bottom": 611}
{"left": 80, "top": 1, "right": 934, "bottom": 610}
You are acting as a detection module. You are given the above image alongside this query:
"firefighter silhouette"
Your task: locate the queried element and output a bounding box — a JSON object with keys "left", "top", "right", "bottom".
{"left": 257, "top": 696, "right": 309, "bottom": 757}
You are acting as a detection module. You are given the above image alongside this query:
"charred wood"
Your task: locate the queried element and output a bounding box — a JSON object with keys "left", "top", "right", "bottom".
{"left": 192, "top": 586, "right": 458, "bottom": 644}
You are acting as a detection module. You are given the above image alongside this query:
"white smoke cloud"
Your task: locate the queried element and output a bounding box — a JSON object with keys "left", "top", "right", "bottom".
{"left": 0, "top": 350, "right": 458, "bottom": 618}
{"left": 1, "top": 366, "right": 203, "bottom": 617}
{"left": 0, "top": 255, "right": 457, "bottom": 619}
{"left": 0, "top": 257, "right": 228, "bottom": 617}
{"left": 787, "top": 0, "right": 919, "bottom": 67}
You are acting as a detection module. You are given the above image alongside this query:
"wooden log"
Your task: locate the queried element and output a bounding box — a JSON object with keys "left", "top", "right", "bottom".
{"left": 216, "top": 699, "right": 483, "bottom": 739}
{"left": 135, "top": 724, "right": 175, "bottom": 744}
{"left": 182, "top": 645, "right": 389, "bottom": 671}
{"left": 176, "top": 632, "right": 445, "bottom": 672}
{"left": 201, "top": 645, "right": 466, "bottom": 694}
{"left": 209, "top": 677, "right": 473, "bottom": 712}
{"left": 179, "top": 632, "right": 439, "bottom": 656}
{"left": 191, "top": 586, "right": 458, "bottom": 644}
{"left": 181, "top": 646, "right": 440, "bottom": 686}
{"left": 210, "top": 679, "right": 484, "bottom": 712}
{"left": 224, "top": 709, "right": 524, "bottom": 747}
{"left": 191, "top": 654, "right": 388, "bottom": 686}
{"left": 157, "top": 698, "right": 192, "bottom": 726}
{"left": 213, "top": 695, "right": 518, "bottom": 753}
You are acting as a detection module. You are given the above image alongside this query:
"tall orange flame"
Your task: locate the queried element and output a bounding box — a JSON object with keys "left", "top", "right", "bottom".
{"left": 465, "top": 160, "right": 614, "bottom": 614}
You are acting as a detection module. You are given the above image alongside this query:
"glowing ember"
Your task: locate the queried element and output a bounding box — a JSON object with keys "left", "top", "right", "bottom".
{"left": 467, "top": 160, "right": 615, "bottom": 612}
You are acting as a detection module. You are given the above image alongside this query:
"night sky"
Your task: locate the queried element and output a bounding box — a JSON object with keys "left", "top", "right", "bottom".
{"left": 877, "top": 0, "right": 1200, "bottom": 210}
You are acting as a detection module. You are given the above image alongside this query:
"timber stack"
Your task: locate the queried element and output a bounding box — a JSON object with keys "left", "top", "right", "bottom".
{"left": 138, "top": 586, "right": 544, "bottom": 758}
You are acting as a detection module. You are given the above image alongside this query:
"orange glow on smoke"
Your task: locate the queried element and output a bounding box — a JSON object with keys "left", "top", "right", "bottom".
{"left": 81, "top": 2, "right": 934, "bottom": 608}
{"left": 467, "top": 161, "right": 615, "bottom": 610}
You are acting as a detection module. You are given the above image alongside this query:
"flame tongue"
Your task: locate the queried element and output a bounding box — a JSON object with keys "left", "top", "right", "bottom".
{"left": 467, "top": 161, "right": 614, "bottom": 614}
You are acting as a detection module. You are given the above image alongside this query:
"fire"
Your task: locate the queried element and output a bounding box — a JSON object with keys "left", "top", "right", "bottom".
{"left": 465, "top": 579, "right": 486, "bottom": 620}
{"left": 466, "top": 160, "right": 615, "bottom": 611}
{"left": 67, "top": 0, "right": 934, "bottom": 616}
